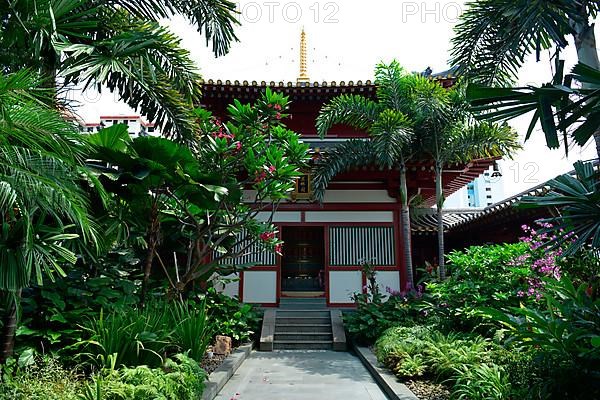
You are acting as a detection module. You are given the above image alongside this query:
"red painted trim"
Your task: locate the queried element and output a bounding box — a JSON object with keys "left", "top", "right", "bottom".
{"left": 300, "top": 211, "right": 306, "bottom": 223}
{"left": 266, "top": 203, "right": 401, "bottom": 211}
{"left": 239, "top": 271, "right": 244, "bottom": 300}
{"left": 276, "top": 222, "right": 394, "bottom": 227}
{"left": 324, "top": 225, "right": 331, "bottom": 306}
{"left": 275, "top": 225, "right": 285, "bottom": 306}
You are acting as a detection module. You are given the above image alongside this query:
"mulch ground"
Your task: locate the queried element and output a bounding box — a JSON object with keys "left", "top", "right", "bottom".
{"left": 200, "top": 352, "right": 228, "bottom": 375}
{"left": 405, "top": 379, "right": 451, "bottom": 400}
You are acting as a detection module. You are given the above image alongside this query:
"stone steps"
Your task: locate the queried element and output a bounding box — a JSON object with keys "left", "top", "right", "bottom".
{"left": 274, "top": 332, "right": 333, "bottom": 341}
{"left": 273, "top": 340, "right": 333, "bottom": 350}
{"left": 276, "top": 309, "right": 330, "bottom": 317}
{"left": 276, "top": 323, "right": 332, "bottom": 333}
{"left": 275, "top": 316, "right": 331, "bottom": 325}
{"left": 260, "top": 300, "right": 346, "bottom": 351}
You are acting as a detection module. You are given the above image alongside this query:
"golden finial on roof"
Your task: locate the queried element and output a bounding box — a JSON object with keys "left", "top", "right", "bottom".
{"left": 297, "top": 28, "right": 310, "bottom": 84}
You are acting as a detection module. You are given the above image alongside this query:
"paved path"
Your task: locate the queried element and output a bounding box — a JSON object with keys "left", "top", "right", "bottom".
{"left": 214, "top": 351, "right": 388, "bottom": 400}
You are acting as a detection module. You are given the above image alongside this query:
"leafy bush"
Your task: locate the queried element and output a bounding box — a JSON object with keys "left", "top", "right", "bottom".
{"left": 80, "top": 304, "right": 173, "bottom": 368}
{"left": 0, "top": 355, "right": 84, "bottom": 400}
{"left": 201, "top": 288, "right": 260, "bottom": 344}
{"left": 344, "top": 262, "right": 424, "bottom": 344}
{"left": 374, "top": 326, "right": 509, "bottom": 397}
{"left": 80, "top": 353, "right": 206, "bottom": 400}
{"left": 80, "top": 299, "right": 213, "bottom": 368}
{"left": 490, "top": 348, "right": 545, "bottom": 399}
{"left": 482, "top": 277, "right": 600, "bottom": 399}
{"left": 425, "top": 331, "right": 491, "bottom": 380}
{"left": 452, "top": 363, "right": 510, "bottom": 400}
{"left": 171, "top": 300, "right": 212, "bottom": 362}
{"left": 17, "top": 254, "right": 141, "bottom": 356}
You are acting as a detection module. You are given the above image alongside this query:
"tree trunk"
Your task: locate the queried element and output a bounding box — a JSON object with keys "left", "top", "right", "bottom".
{"left": 399, "top": 165, "right": 414, "bottom": 289}
{"left": 572, "top": 15, "right": 600, "bottom": 158}
{"left": 435, "top": 163, "right": 446, "bottom": 280}
{"left": 140, "top": 200, "right": 160, "bottom": 305}
{"left": 0, "top": 290, "right": 21, "bottom": 364}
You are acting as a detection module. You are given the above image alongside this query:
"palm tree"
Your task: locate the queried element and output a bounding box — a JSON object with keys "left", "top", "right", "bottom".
{"left": 412, "top": 82, "right": 520, "bottom": 279}
{"left": 314, "top": 61, "right": 418, "bottom": 289}
{"left": 0, "top": 0, "right": 239, "bottom": 142}
{"left": 450, "top": 1, "right": 600, "bottom": 157}
{"left": 0, "top": 70, "right": 98, "bottom": 362}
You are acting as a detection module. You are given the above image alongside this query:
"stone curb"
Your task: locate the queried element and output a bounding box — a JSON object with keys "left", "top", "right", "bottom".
{"left": 201, "top": 343, "right": 253, "bottom": 400}
{"left": 352, "top": 342, "right": 419, "bottom": 400}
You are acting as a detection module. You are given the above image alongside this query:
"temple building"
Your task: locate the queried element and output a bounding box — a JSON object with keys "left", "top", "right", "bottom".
{"left": 203, "top": 31, "right": 497, "bottom": 307}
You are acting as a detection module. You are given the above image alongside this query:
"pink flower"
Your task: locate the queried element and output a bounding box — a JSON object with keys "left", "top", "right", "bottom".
{"left": 274, "top": 104, "right": 282, "bottom": 111}
{"left": 274, "top": 243, "right": 283, "bottom": 254}
{"left": 275, "top": 112, "right": 282, "bottom": 120}
{"left": 260, "top": 232, "right": 275, "bottom": 241}
{"left": 254, "top": 170, "right": 267, "bottom": 183}
{"left": 268, "top": 165, "right": 276, "bottom": 173}
{"left": 235, "top": 142, "right": 242, "bottom": 151}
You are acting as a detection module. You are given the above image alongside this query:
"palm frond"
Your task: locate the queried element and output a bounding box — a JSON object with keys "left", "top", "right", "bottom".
{"left": 445, "top": 121, "right": 521, "bottom": 162}
{"left": 370, "top": 109, "right": 414, "bottom": 168}
{"left": 111, "top": 0, "right": 240, "bottom": 56}
{"left": 315, "top": 94, "right": 380, "bottom": 138}
{"left": 312, "top": 140, "right": 377, "bottom": 201}
{"left": 450, "top": 0, "right": 578, "bottom": 86}
{"left": 55, "top": 18, "right": 201, "bottom": 141}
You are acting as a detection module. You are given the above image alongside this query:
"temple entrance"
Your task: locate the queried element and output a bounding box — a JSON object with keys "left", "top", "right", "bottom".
{"left": 281, "top": 226, "right": 325, "bottom": 296}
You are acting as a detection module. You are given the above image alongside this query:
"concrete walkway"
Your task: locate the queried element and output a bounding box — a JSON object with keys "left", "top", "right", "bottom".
{"left": 214, "top": 351, "right": 389, "bottom": 400}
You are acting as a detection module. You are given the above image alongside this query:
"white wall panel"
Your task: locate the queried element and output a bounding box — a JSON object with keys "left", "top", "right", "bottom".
{"left": 322, "top": 190, "right": 395, "bottom": 203}
{"left": 369, "top": 271, "right": 401, "bottom": 299}
{"left": 329, "top": 270, "right": 362, "bottom": 304}
{"left": 216, "top": 273, "right": 240, "bottom": 298}
{"left": 243, "top": 271, "right": 277, "bottom": 303}
{"left": 305, "top": 211, "right": 394, "bottom": 223}
{"left": 255, "top": 211, "right": 302, "bottom": 223}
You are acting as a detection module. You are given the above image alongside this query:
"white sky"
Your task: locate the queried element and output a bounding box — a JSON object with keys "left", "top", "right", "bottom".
{"left": 76, "top": 0, "right": 599, "bottom": 198}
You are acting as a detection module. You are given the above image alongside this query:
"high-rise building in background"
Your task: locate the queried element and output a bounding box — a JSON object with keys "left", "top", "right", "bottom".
{"left": 74, "top": 115, "right": 160, "bottom": 138}
{"left": 444, "top": 165, "right": 504, "bottom": 209}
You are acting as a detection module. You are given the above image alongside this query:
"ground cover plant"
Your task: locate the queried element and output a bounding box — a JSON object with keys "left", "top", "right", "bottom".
{"left": 348, "top": 218, "right": 600, "bottom": 400}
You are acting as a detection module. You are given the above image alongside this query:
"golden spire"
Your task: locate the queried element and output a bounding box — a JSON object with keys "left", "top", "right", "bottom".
{"left": 297, "top": 28, "right": 310, "bottom": 84}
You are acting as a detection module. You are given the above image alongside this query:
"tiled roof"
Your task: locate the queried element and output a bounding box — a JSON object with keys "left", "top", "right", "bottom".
{"left": 411, "top": 179, "right": 551, "bottom": 234}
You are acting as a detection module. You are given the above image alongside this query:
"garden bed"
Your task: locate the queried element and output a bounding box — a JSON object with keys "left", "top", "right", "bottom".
{"left": 404, "top": 380, "right": 450, "bottom": 400}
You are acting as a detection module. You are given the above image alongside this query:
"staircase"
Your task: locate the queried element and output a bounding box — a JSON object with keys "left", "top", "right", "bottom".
{"left": 260, "top": 298, "right": 346, "bottom": 351}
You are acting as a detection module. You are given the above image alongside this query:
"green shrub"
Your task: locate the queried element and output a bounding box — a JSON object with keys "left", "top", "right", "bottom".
{"left": 80, "top": 353, "right": 206, "bottom": 400}
{"left": 375, "top": 325, "right": 432, "bottom": 370}
{"left": 451, "top": 363, "right": 511, "bottom": 400}
{"left": 171, "top": 299, "right": 212, "bottom": 362}
{"left": 201, "top": 288, "right": 260, "bottom": 344}
{"left": 425, "top": 331, "right": 491, "bottom": 380}
{"left": 482, "top": 277, "right": 600, "bottom": 399}
{"left": 0, "top": 355, "right": 84, "bottom": 400}
{"left": 422, "top": 242, "right": 535, "bottom": 333}
{"left": 80, "top": 303, "right": 173, "bottom": 368}
{"left": 17, "top": 254, "right": 141, "bottom": 357}
{"left": 491, "top": 348, "right": 545, "bottom": 399}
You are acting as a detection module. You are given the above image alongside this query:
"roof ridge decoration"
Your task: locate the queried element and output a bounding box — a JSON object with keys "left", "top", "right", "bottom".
{"left": 297, "top": 27, "right": 310, "bottom": 85}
